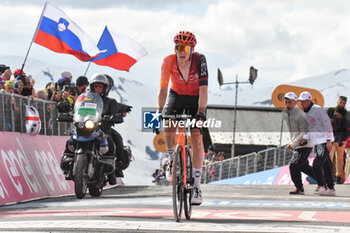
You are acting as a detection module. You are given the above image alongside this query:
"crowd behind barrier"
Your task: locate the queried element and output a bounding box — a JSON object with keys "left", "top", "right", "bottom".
{"left": 202, "top": 146, "right": 293, "bottom": 184}
{"left": 0, "top": 92, "right": 71, "bottom": 136}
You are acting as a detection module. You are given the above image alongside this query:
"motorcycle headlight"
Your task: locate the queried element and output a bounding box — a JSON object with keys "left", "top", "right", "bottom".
{"left": 85, "top": 120, "right": 95, "bottom": 129}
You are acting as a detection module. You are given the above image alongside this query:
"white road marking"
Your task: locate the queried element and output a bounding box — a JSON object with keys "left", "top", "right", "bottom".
{"left": 0, "top": 220, "right": 348, "bottom": 233}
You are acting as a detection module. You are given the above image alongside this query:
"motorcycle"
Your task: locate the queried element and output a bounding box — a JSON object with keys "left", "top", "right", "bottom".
{"left": 59, "top": 91, "right": 124, "bottom": 199}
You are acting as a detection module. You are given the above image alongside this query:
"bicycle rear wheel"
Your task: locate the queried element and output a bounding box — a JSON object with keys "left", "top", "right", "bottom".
{"left": 172, "top": 145, "right": 184, "bottom": 222}
{"left": 184, "top": 146, "right": 193, "bottom": 220}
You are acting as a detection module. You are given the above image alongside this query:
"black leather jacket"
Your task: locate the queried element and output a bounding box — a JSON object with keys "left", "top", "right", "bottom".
{"left": 327, "top": 107, "right": 348, "bottom": 142}
{"left": 100, "top": 96, "right": 131, "bottom": 135}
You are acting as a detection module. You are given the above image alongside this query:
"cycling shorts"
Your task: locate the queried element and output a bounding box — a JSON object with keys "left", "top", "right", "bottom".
{"left": 164, "top": 89, "right": 199, "bottom": 119}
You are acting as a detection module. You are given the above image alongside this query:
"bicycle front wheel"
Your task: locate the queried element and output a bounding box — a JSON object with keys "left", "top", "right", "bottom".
{"left": 172, "top": 145, "right": 184, "bottom": 222}
{"left": 184, "top": 146, "right": 193, "bottom": 220}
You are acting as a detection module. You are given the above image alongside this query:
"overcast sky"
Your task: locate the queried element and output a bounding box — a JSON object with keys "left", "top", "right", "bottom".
{"left": 1, "top": 0, "right": 350, "bottom": 91}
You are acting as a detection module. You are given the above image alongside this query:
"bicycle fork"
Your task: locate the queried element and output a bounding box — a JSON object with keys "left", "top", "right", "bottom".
{"left": 171, "top": 131, "right": 187, "bottom": 186}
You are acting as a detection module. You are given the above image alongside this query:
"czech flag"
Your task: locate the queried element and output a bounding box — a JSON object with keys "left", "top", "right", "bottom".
{"left": 33, "top": 2, "right": 102, "bottom": 62}
{"left": 89, "top": 26, "right": 148, "bottom": 71}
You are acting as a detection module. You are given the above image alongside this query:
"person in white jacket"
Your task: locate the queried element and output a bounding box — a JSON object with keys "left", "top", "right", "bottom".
{"left": 283, "top": 92, "right": 314, "bottom": 195}
{"left": 298, "top": 91, "right": 335, "bottom": 196}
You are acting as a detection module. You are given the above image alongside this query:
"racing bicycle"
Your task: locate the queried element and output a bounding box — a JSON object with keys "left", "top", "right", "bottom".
{"left": 162, "top": 114, "right": 194, "bottom": 222}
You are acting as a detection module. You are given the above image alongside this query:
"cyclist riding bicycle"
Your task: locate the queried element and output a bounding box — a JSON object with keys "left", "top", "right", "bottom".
{"left": 157, "top": 31, "right": 208, "bottom": 205}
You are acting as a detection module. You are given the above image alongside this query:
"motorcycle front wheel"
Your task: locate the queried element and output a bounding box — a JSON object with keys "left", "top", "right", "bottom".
{"left": 74, "top": 153, "right": 88, "bottom": 199}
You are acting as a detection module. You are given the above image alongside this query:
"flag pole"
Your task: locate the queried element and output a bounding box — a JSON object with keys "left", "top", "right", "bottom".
{"left": 83, "top": 25, "right": 107, "bottom": 76}
{"left": 83, "top": 62, "right": 91, "bottom": 76}
{"left": 19, "top": 42, "right": 34, "bottom": 76}
{"left": 20, "top": 2, "right": 47, "bottom": 76}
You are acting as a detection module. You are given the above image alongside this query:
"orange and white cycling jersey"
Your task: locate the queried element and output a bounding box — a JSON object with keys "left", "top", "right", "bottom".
{"left": 160, "top": 52, "right": 208, "bottom": 96}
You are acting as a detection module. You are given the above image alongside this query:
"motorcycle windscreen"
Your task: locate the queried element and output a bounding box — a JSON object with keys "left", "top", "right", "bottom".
{"left": 74, "top": 92, "right": 104, "bottom": 123}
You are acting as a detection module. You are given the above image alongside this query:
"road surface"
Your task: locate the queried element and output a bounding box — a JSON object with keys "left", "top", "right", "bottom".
{"left": 0, "top": 184, "right": 349, "bottom": 232}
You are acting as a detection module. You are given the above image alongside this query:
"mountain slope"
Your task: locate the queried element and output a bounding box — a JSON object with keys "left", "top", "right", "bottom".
{"left": 209, "top": 69, "right": 350, "bottom": 107}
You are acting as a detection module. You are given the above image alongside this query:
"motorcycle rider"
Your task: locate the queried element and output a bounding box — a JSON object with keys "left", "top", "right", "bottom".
{"left": 60, "top": 74, "right": 130, "bottom": 185}
{"left": 103, "top": 74, "right": 132, "bottom": 178}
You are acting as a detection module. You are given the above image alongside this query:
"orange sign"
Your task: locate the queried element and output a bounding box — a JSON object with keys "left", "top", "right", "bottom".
{"left": 153, "top": 132, "right": 192, "bottom": 153}
{"left": 271, "top": 84, "right": 324, "bottom": 110}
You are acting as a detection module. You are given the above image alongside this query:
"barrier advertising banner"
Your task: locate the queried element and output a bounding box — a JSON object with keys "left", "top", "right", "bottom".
{"left": 0, "top": 132, "right": 73, "bottom": 205}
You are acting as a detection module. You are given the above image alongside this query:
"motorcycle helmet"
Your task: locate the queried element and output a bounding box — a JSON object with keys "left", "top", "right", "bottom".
{"left": 104, "top": 74, "right": 114, "bottom": 96}
{"left": 89, "top": 73, "right": 108, "bottom": 96}
{"left": 173, "top": 31, "right": 197, "bottom": 47}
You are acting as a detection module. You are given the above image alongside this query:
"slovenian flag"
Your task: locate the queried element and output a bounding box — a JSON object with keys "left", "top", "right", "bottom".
{"left": 89, "top": 26, "right": 148, "bottom": 71}
{"left": 32, "top": 2, "right": 102, "bottom": 61}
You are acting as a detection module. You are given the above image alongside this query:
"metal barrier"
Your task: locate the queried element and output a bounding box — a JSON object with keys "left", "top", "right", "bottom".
{"left": 202, "top": 146, "right": 293, "bottom": 184}
{"left": 0, "top": 92, "right": 70, "bottom": 135}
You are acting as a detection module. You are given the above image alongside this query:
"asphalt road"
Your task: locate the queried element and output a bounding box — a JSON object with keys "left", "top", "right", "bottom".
{"left": 0, "top": 184, "right": 350, "bottom": 232}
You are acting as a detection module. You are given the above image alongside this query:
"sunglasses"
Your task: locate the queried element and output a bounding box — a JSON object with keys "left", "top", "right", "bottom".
{"left": 175, "top": 45, "right": 192, "bottom": 53}
{"left": 93, "top": 83, "right": 104, "bottom": 88}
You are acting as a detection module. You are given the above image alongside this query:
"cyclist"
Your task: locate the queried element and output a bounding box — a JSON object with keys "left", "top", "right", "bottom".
{"left": 157, "top": 31, "right": 208, "bottom": 205}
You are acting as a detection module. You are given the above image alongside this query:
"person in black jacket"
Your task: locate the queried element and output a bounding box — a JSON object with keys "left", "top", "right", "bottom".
{"left": 60, "top": 74, "right": 130, "bottom": 185}
{"left": 327, "top": 96, "right": 348, "bottom": 184}
{"left": 104, "top": 74, "right": 132, "bottom": 178}
{"left": 89, "top": 74, "right": 131, "bottom": 181}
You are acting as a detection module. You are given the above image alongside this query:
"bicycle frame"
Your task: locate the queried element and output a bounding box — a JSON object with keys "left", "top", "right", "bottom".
{"left": 171, "top": 126, "right": 188, "bottom": 186}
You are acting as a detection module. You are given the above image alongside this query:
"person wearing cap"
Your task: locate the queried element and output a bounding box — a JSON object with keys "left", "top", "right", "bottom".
{"left": 298, "top": 91, "right": 335, "bottom": 196}
{"left": 57, "top": 71, "right": 72, "bottom": 91}
{"left": 13, "top": 68, "right": 25, "bottom": 78}
{"left": 207, "top": 145, "right": 216, "bottom": 161}
{"left": 283, "top": 92, "right": 314, "bottom": 195}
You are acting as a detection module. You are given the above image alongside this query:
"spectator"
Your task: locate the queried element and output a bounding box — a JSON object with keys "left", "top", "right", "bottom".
{"left": 298, "top": 91, "right": 335, "bottom": 196}
{"left": 327, "top": 96, "right": 348, "bottom": 184}
{"left": 218, "top": 152, "right": 225, "bottom": 161}
{"left": 207, "top": 145, "right": 216, "bottom": 161}
{"left": 13, "top": 68, "right": 25, "bottom": 78}
{"left": 14, "top": 79, "right": 24, "bottom": 95}
{"left": 4, "top": 80, "right": 19, "bottom": 112}
{"left": 35, "top": 89, "right": 47, "bottom": 100}
{"left": 50, "top": 83, "right": 63, "bottom": 102}
{"left": 1, "top": 68, "right": 12, "bottom": 81}
{"left": 57, "top": 71, "right": 72, "bottom": 90}
{"left": 75, "top": 76, "right": 89, "bottom": 96}
{"left": 0, "top": 65, "right": 10, "bottom": 78}
{"left": 45, "top": 82, "right": 56, "bottom": 100}
{"left": 57, "top": 85, "right": 75, "bottom": 113}
{"left": 21, "top": 75, "right": 35, "bottom": 96}
{"left": 4, "top": 80, "right": 15, "bottom": 93}
{"left": 283, "top": 92, "right": 314, "bottom": 195}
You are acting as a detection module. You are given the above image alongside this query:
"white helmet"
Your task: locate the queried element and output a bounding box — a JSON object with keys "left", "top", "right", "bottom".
{"left": 89, "top": 74, "right": 108, "bottom": 96}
